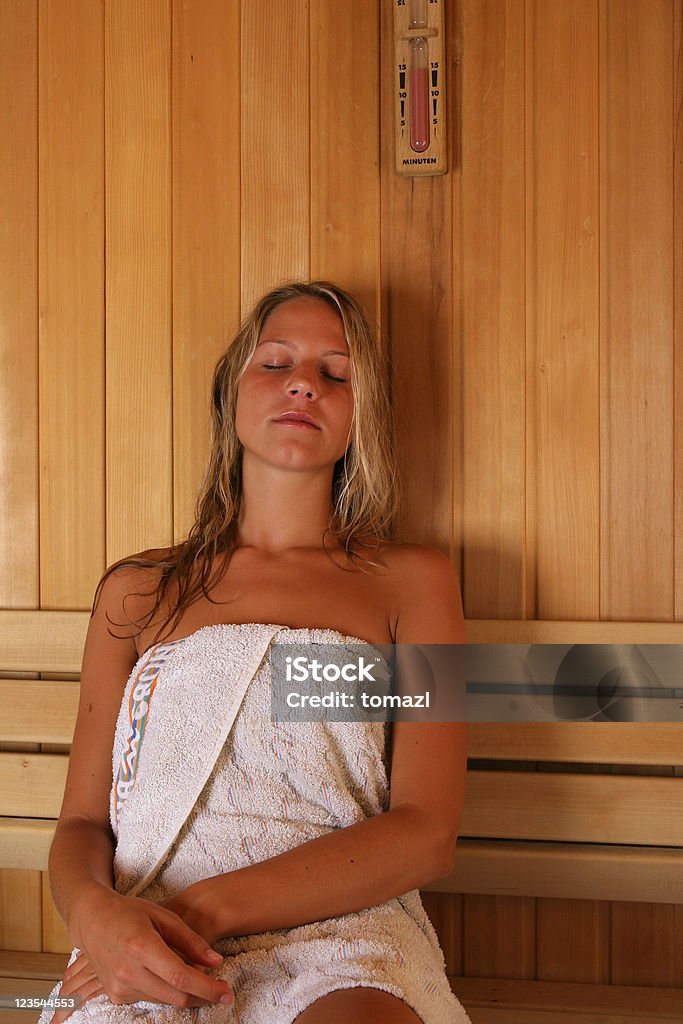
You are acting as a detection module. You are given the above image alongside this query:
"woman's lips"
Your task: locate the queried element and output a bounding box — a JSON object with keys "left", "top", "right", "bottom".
{"left": 273, "top": 415, "right": 321, "bottom": 429}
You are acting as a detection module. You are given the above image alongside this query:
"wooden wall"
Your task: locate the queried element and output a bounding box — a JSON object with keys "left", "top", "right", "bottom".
{"left": 0, "top": 0, "right": 681, "bottom": 992}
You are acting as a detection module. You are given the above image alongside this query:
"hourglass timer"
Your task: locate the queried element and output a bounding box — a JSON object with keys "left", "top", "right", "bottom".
{"left": 393, "top": 0, "right": 447, "bottom": 176}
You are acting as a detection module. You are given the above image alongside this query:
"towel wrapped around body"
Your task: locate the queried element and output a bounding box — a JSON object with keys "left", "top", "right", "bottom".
{"left": 37, "top": 622, "right": 471, "bottom": 1024}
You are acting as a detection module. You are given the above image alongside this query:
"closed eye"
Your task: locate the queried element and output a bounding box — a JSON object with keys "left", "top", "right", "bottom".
{"left": 262, "top": 365, "right": 348, "bottom": 384}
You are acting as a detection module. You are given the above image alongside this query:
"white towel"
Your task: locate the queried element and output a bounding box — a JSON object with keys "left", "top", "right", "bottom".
{"left": 37, "top": 623, "right": 471, "bottom": 1024}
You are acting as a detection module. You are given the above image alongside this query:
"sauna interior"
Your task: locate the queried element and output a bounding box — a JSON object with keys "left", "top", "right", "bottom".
{"left": 0, "top": 1, "right": 682, "bottom": 1021}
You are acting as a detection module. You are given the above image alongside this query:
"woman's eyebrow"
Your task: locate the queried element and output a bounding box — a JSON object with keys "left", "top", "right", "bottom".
{"left": 256, "top": 338, "right": 350, "bottom": 358}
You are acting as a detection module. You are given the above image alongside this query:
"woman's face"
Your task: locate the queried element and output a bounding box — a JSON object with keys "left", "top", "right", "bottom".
{"left": 235, "top": 297, "right": 354, "bottom": 473}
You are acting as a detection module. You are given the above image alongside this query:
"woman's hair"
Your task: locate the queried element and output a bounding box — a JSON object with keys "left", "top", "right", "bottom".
{"left": 93, "top": 280, "right": 402, "bottom": 646}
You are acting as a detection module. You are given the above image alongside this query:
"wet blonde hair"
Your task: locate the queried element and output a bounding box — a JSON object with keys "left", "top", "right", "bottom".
{"left": 93, "top": 280, "right": 402, "bottom": 645}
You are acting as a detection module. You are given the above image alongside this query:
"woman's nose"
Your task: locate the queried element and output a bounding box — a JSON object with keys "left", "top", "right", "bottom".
{"left": 286, "top": 367, "right": 317, "bottom": 398}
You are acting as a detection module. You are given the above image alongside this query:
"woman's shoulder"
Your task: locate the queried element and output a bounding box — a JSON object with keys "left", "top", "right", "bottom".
{"left": 93, "top": 545, "right": 175, "bottom": 614}
{"left": 374, "top": 540, "right": 457, "bottom": 580}
{"left": 378, "top": 542, "right": 464, "bottom": 644}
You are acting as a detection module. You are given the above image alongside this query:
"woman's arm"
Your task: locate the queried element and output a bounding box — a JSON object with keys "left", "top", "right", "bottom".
{"left": 168, "top": 545, "right": 467, "bottom": 942}
{"left": 50, "top": 560, "right": 234, "bottom": 1014}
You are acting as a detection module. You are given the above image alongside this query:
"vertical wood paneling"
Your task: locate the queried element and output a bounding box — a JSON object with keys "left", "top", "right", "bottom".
{"left": 1, "top": 0, "right": 681, "bottom": 991}
{"left": 611, "top": 902, "right": 681, "bottom": 986}
{"left": 673, "top": 0, "right": 682, "bottom": 621}
{"left": 538, "top": 899, "right": 609, "bottom": 984}
{"left": 39, "top": 0, "right": 104, "bottom": 608}
{"left": 0, "top": 0, "right": 38, "bottom": 607}
{"left": 526, "top": 0, "right": 600, "bottom": 620}
{"left": 461, "top": 0, "right": 526, "bottom": 619}
{"left": 0, "top": 871, "right": 40, "bottom": 951}
{"left": 0, "top": 0, "right": 40, "bottom": 948}
{"left": 380, "top": 0, "right": 455, "bottom": 557}
{"left": 105, "top": 0, "right": 173, "bottom": 562}
{"left": 172, "top": 0, "right": 241, "bottom": 541}
{"left": 240, "top": 0, "right": 309, "bottom": 312}
{"left": 310, "top": 1, "right": 380, "bottom": 320}
{"left": 600, "top": 0, "right": 674, "bottom": 621}
{"left": 462, "top": 894, "right": 535, "bottom": 978}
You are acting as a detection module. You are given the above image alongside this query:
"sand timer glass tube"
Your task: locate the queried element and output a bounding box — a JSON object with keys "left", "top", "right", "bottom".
{"left": 408, "top": 0, "right": 429, "bottom": 153}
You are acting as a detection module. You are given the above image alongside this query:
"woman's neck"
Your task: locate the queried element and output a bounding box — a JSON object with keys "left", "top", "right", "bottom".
{"left": 236, "top": 458, "right": 336, "bottom": 554}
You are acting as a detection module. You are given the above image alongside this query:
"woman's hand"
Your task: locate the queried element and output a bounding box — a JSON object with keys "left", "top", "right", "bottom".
{"left": 55, "top": 886, "right": 232, "bottom": 1021}
{"left": 157, "top": 878, "right": 223, "bottom": 946}
{"left": 50, "top": 947, "right": 223, "bottom": 1024}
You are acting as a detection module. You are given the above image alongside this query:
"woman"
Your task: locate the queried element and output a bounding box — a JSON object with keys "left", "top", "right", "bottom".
{"left": 41, "top": 281, "right": 471, "bottom": 1024}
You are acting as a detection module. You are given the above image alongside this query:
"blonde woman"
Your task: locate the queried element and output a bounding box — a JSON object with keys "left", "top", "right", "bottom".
{"left": 42, "top": 282, "right": 471, "bottom": 1024}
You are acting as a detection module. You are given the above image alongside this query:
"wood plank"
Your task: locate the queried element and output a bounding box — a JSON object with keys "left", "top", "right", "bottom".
{"left": 0, "top": 821, "right": 56, "bottom": 872}
{"left": 0, "top": 756, "right": 68, "bottom": 818}
{"left": 4, "top": 609, "right": 683, "bottom": 673}
{"left": 0, "top": 611, "right": 89, "bottom": 673}
{"left": 0, "top": 869, "right": 41, "bottom": 952}
{"left": 105, "top": 0, "right": 173, "bottom": 561}
{"left": 600, "top": 0, "right": 674, "bottom": 620}
{"left": 467, "top": 723, "right": 683, "bottom": 766}
{"left": 240, "top": 0, "right": 309, "bottom": 312}
{"left": 172, "top": 0, "right": 241, "bottom": 541}
{"left": 379, "top": 0, "right": 456, "bottom": 557}
{"left": 461, "top": 770, "right": 683, "bottom": 846}
{"left": 425, "top": 839, "right": 683, "bottom": 903}
{"left": 38, "top": 0, "right": 105, "bottom": 608}
{"left": 0, "top": 951, "right": 70, "bottom": 979}
{"left": 526, "top": 0, "right": 600, "bottom": 619}
{"left": 0, "top": 681, "right": 78, "bottom": 744}
{"left": 676, "top": 0, "right": 683, "bottom": 623}
{"left": 310, "top": 0, "right": 380, "bottom": 318}
{"left": 465, "top": 620, "right": 683, "bottom": 643}
{"left": 461, "top": 0, "right": 526, "bottom": 619}
{"left": 0, "top": 0, "right": 38, "bottom": 610}
{"left": 611, "top": 901, "right": 683, "bottom": 988}
{"left": 450, "top": 976, "right": 683, "bottom": 1018}
{"left": 463, "top": 893, "right": 535, "bottom": 981}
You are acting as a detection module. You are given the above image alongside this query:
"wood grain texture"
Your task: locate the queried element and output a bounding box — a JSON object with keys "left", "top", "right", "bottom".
{"left": 240, "top": 0, "right": 309, "bottom": 312}
{"left": 600, "top": 0, "right": 674, "bottom": 621}
{"left": 380, "top": 0, "right": 456, "bottom": 556}
{"left": 537, "top": 898, "right": 609, "bottom": 984}
{"left": 39, "top": 0, "right": 105, "bottom": 608}
{"left": 610, "top": 902, "right": 683, "bottom": 987}
{"left": 526, "top": 0, "right": 600, "bottom": 620}
{"left": 461, "top": 0, "right": 526, "bottom": 618}
{"left": 310, "top": 0, "right": 380, "bottom": 318}
{"left": 674, "top": 0, "right": 682, "bottom": 621}
{"left": 463, "top": 894, "right": 536, "bottom": 979}
{"left": 0, "top": 0, "right": 38, "bottom": 608}
{"left": 462, "top": 770, "right": 683, "bottom": 845}
{"left": 172, "top": 0, "right": 241, "bottom": 542}
{"left": 105, "top": 0, "right": 173, "bottom": 561}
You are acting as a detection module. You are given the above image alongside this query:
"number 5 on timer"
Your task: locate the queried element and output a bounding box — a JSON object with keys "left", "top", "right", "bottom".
{"left": 393, "top": 0, "right": 447, "bottom": 176}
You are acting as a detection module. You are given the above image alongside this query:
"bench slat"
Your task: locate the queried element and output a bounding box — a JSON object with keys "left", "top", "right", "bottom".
{"left": 425, "top": 839, "right": 683, "bottom": 903}
{"left": 450, "top": 977, "right": 683, "bottom": 1019}
{"left": 467, "top": 723, "right": 683, "bottom": 766}
{"left": 0, "top": 681, "right": 79, "bottom": 744}
{"left": 462, "top": 770, "right": 683, "bottom": 846}
{"left": 0, "top": 755, "right": 68, "bottom": 818}
{"left": 3, "top": 760, "right": 682, "bottom": 846}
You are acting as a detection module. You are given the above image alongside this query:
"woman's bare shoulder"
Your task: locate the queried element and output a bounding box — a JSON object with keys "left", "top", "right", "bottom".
{"left": 94, "top": 545, "right": 175, "bottom": 618}
{"left": 379, "top": 543, "right": 463, "bottom": 644}
{"left": 377, "top": 540, "right": 456, "bottom": 579}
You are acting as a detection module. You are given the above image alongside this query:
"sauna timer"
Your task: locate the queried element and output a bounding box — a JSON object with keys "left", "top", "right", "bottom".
{"left": 393, "top": 0, "right": 447, "bottom": 176}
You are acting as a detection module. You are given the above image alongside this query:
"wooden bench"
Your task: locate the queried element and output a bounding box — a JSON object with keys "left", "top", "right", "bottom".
{"left": 1, "top": 610, "right": 682, "bottom": 1022}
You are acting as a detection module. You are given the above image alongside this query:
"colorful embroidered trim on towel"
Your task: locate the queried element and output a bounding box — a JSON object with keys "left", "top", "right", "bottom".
{"left": 113, "top": 642, "right": 181, "bottom": 829}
